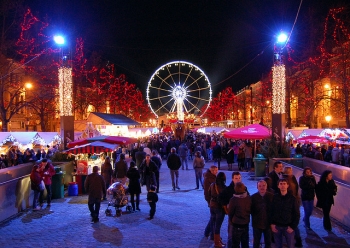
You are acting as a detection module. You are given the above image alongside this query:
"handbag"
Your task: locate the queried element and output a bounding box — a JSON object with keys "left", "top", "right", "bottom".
{"left": 39, "top": 180, "right": 45, "bottom": 191}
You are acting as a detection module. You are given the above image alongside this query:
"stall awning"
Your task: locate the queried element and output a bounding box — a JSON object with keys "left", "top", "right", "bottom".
{"left": 37, "top": 132, "right": 60, "bottom": 145}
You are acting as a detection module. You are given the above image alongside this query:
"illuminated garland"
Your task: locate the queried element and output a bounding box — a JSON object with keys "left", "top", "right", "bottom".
{"left": 59, "top": 67, "right": 73, "bottom": 116}
{"left": 272, "top": 64, "right": 286, "bottom": 114}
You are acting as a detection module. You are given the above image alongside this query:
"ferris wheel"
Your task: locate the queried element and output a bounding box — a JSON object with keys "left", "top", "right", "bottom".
{"left": 146, "top": 61, "right": 212, "bottom": 121}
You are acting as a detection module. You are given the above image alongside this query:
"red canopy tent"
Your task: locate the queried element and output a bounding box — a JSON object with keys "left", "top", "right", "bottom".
{"left": 223, "top": 124, "right": 271, "bottom": 139}
{"left": 67, "top": 135, "right": 138, "bottom": 148}
{"left": 65, "top": 141, "right": 118, "bottom": 154}
{"left": 297, "top": 135, "right": 329, "bottom": 143}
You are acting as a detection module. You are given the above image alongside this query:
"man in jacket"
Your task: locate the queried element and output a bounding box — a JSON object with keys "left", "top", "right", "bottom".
{"left": 212, "top": 141, "right": 222, "bottom": 170}
{"left": 113, "top": 154, "right": 128, "bottom": 185}
{"left": 251, "top": 180, "right": 273, "bottom": 248}
{"left": 228, "top": 182, "right": 252, "bottom": 248}
{"left": 38, "top": 158, "right": 55, "bottom": 207}
{"left": 167, "top": 147, "right": 181, "bottom": 190}
{"left": 84, "top": 166, "right": 106, "bottom": 223}
{"left": 219, "top": 171, "right": 249, "bottom": 248}
{"left": 140, "top": 154, "right": 158, "bottom": 191}
{"left": 268, "top": 161, "right": 283, "bottom": 192}
{"left": 178, "top": 142, "right": 189, "bottom": 170}
{"left": 135, "top": 147, "right": 146, "bottom": 168}
{"left": 271, "top": 178, "right": 300, "bottom": 248}
{"left": 151, "top": 150, "right": 162, "bottom": 193}
{"left": 203, "top": 166, "right": 218, "bottom": 240}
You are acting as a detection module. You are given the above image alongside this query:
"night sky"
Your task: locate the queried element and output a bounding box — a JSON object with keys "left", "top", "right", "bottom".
{"left": 27, "top": 0, "right": 341, "bottom": 96}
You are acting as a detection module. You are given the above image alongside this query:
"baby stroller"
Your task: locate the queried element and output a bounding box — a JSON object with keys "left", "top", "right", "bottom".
{"left": 105, "top": 182, "right": 132, "bottom": 217}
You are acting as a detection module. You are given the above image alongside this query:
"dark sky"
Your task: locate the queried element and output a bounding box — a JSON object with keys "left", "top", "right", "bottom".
{"left": 27, "top": 0, "right": 340, "bottom": 96}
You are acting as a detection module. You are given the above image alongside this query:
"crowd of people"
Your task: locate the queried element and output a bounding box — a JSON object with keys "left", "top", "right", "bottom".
{"left": 1, "top": 145, "right": 59, "bottom": 168}
{"left": 27, "top": 130, "right": 339, "bottom": 245}
{"left": 291, "top": 143, "right": 350, "bottom": 166}
{"left": 203, "top": 161, "right": 337, "bottom": 248}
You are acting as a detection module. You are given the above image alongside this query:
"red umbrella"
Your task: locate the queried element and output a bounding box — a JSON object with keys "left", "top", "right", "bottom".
{"left": 104, "top": 136, "right": 138, "bottom": 144}
{"left": 65, "top": 141, "right": 118, "bottom": 154}
{"left": 67, "top": 139, "right": 89, "bottom": 148}
{"left": 223, "top": 124, "right": 271, "bottom": 139}
{"left": 162, "top": 126, "right": 173, "bottom": 132}
{"left": 297, "top": 135, "right": 329, "bottom": 143}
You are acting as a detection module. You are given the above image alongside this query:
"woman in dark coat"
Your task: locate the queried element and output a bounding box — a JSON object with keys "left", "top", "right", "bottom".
{"left": 127, "top": 161, "right": 141, "bottom": 212}
{"left": 316, "top": 170, "right": 337, "bottom": 231}
{"left": 299, "top": 167, "right": 316, "bottom": 230}
{"left": 208, "top": 172, "right": 227, "bottom": 248}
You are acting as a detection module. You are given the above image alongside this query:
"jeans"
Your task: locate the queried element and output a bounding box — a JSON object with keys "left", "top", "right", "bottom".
{"left": 234, "top": 154, "right": 238, "bottom": 163}
{"left": 227, "top": 221, "right": 233, "bottom": 248}
{"left": 170, "top": 170, "right": 179, "bottom": 188}
{"left": 204, "top": 207, "right": 213, "bottom": 238}
{"left": 232, "top": 225, "right": 249, "bottom": 248}
{"left": 210, "top": 207, "right": 225, "bottom": 234}
{"left": 302, "top": 200, "right": 314, "bottom": 228}
{"left": 273, "top": 226, "right": 295, "bottom": 248}
{"left": 88, "top": 197, "right": 101, "bottom": 220}
{"left": 130, "top": 193, "right": 140, "bottom": 211}
{"left": 39, "top": 184, "right": 52, "bottom": 205}
{"left": 194, "top": 168, "right": 204, "bottom": 188}
{"left": 244, "top": 158, "right": 252, "bottom": 170}
{"left": 253, "top": 227, "right": 271, "bottom": 248}
{"left": 214, "top": 158, "right": 221, "bottom": 169}
{"left": 180, "top": 156, "right": 188, "bottom": 169}
{"left": 149, "top": 202, "right": 156, "bottom": 218}
{"left": 32, "top": 189, "right": 40, "bottom": 209}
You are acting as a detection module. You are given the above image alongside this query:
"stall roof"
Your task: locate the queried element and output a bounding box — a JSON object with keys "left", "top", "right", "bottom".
{"left": 10, "top": 132, "right": 37, "bottom": 144}
{"left": 298, "top": 129, "right": 323, "bottom": 138}
{"left": 286, "top": 129, "right": 303, "bottom": 140}
{"left": 88, "top": 112, "right": 140, "bottom": 126}
{"left": 37, "top": 132, "right": 60, "bottom": 144}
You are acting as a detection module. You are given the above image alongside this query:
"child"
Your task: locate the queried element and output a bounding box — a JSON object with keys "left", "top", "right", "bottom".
{"left": 147, "top": 185, "right": 158, "bottom": 220}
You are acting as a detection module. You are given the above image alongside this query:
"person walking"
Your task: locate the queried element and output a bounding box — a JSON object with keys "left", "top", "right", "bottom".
{"left": 113, "top": 154, "right": 128, "bottom": 185}
{"left": 193, "top": 151, "right": 205, "bottom": 189}
{"left": 299, "top": 167, "right": 316, "bottom": 230}
{"left": 316, "top": 170, "right": 337, "bottom": 231}
{"left": 147, "top": 185, "right": 158, "bottom": 220}
{"left": 212, "top": 141, "right": 222, "bottom": 170}
{"left": 135, "top": 147, "right": 146, "bottom": 168}
{"left": 237, "top": 146, "right": 245, "bottom": 171}
{"left": 167, "top": 147, "right": 182, "bottom": 190}
{"left": 30, "top": 165, "right": 44, "bottom": 211}
{"left": 178, "top": 142, "right": 189, "bottom": 170}
{"left": 251, "top": 180, "right": 273, "bottom": 248}
{"left": 151, "top": 150, "right": 162, "bottom": 193}
{"left": 271, "top": 178, "right": 300, "bottom": 248}
{"left": 228, "top": 182, "right": 251, "bottom": 248}
{"left": 226, "top": 144, "right": 234, "bottom": 171}
{"left": 203, "top": 165, "right": 218, "bottom": 240}
{"left": 126, "top": 161, "right": 141, "bottom": 212}
{"left": 244, "top": 142, "right": 253, "bottom": 171}
{"left": 38, "top": 158, "right": 55, "bottom": 207}
{"left": 140, "top": 154, "right": 158, "bottom": 192}
{"left": 208, "top": 172, "right": 227, "bottom": 248}
{"left": 101, "top": 156, "right": 113, "bottom": 200}
{"left": 84, "top": 166, "right": 106, "bottom": 223}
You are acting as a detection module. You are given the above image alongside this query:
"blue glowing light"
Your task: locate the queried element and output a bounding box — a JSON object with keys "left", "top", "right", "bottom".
{"left": 54, "top": 35, "right": 65, "bottom": 45}
{"left": 277, "top": 33, "right": 288, "bottom": 44}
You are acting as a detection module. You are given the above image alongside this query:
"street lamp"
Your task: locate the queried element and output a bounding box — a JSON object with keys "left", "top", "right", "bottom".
{"left": 325, "top": 115, "right": 332, "bottom": 128}
{"left": 272, "top": 31, "right": 288, "bottom": 143}
{"left": 55, "top": 35, "right": 74, "bottom": 149}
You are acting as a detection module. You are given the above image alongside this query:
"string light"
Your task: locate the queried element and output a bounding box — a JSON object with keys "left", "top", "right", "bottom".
{"left": 272, "top": 64, "right": 286, "bottom": 114}
{"left": 59, "top": 67, "right": 73, "bottom": 116}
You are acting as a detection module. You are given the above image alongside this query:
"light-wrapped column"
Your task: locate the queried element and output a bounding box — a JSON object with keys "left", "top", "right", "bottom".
{"left": 272, "top": 64, "right": 286, "bottom": 114}
{"left": 58, "top": 67, "right": 73, "bottom": 116}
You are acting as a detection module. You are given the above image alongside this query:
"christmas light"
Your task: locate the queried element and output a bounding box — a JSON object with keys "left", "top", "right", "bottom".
{"left": 59, "top": 67, "right": 73, "bottom": 116}
{"left": 272, "top": 64, "right": 286, "bottom": 114}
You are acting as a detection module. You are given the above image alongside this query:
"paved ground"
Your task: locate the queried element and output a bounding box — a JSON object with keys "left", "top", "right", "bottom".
{"left": 0, "top": 159, "right": 350, "bottom": 248}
